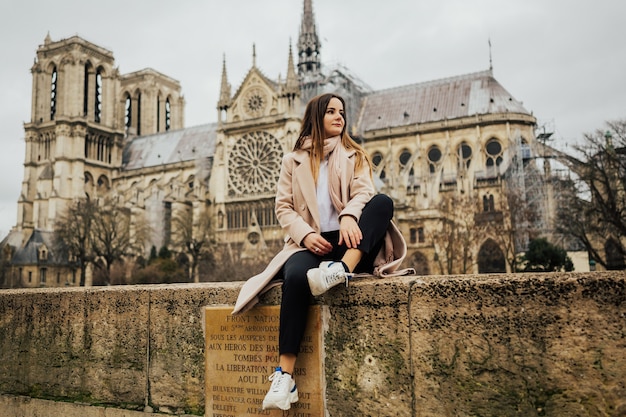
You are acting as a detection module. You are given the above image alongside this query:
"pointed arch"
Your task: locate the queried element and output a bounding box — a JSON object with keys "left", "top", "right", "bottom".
{"left": 50, "top": 64, "right": 58, "bottom": 120}
{"left": 477, "top": 238, "right": 506, "bottom": 273}
{"left": 605, "top": 238, "right": 625, "bottom": 270}
{"left": 408, "top": 251, "right": 430, "bottom": 275}
{"left": 84, "top": 171, "right": 95, "bottom": 197}
{"left": 94, "top": 66, "right": 105, "bottom": 123}
{"left": 83, "top": 61, "right": 94, "bottom": 116}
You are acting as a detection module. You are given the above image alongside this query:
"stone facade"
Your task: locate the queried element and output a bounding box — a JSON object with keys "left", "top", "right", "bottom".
{"left": 2, "top": 0, "right": 547, "bottom": 287}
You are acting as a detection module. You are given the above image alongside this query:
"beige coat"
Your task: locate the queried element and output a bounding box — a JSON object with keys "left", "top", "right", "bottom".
{"left": 232, "top": 148, "right": 412, "bottom": 315}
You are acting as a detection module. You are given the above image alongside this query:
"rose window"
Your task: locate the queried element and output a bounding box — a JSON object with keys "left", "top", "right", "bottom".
{"left": 228, "top": 131, "right": 282, "bottom": 196}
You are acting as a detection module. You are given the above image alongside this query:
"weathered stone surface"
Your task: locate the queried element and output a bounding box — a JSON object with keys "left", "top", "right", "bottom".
{"left": 322, "top": 277, "right": 413, "bottom": 417}
{"left": 409, "top": 273, "right": 626, "bottom": 417}
{"left": 146, "top": 284, "right": 240, "bottom": 414}
{"left": 0, "top": 282, "right": 241, "bottom": 414}
{"left": 0, "top": 272, "right": 624, "bottom": 417}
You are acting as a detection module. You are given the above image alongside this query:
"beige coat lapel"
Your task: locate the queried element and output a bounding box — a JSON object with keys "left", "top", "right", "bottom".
{"left": 293, "top": 152, "right": 321, "bottom": 231}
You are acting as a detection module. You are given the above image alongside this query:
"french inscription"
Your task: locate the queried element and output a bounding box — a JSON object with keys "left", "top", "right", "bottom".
{"left": 205, "top": 305, "right": 323, "bottom": 417}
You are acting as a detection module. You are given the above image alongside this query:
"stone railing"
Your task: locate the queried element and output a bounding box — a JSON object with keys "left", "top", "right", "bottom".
{"left": 0, "top": 271, "right": 624, "bottom": 417}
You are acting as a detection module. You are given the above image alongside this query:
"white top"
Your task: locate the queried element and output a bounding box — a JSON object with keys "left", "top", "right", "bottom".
{"left": 317, "top": 158, "right": 340, "bottom": 233}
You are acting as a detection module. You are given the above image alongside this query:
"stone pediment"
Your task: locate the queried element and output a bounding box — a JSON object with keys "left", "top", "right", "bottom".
{"left": 231, "top": 67, "right": 278, "bottom": 121}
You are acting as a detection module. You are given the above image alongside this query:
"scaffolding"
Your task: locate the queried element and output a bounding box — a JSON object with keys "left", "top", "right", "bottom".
{"left": 504, "top": 128, "right": 551, "bottom": 253}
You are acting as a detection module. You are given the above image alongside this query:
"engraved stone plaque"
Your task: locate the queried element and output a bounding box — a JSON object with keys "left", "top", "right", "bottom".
{"left": 204, "top": 305, "right": 323, "bottom": 417}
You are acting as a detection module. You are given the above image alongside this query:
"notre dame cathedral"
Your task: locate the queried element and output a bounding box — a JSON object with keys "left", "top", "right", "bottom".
{"left": 1, "top": 0, "right": 543, "bottom": 287}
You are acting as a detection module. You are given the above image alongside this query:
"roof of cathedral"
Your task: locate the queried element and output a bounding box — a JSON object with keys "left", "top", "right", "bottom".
{"left": 356, "top": 69, "right": 530, "bottom": 133}
{"left": 6, "top": 229, "right": 62, "bottom": 265}
{"left": 122, "top": 123, "right": 217, "bottom": 171}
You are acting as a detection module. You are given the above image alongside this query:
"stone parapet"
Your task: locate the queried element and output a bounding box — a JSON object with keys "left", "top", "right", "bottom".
{"left": 0, "top": 272, "right": 624, "bottom": 416}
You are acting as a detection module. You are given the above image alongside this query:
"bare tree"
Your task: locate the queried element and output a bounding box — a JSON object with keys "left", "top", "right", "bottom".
{"left": 91, "top": 198, "right": 149, "bottom": 285}
{"left": 428, "top": 194, "right": 478, "bottom": 275}
{"left": 554, "top": 119, "right": 626, "bottom": 269}
{"left": 171, "top": 205, "right": 215, "bottom": 282}
{"left": 53, "top": 198, "right": 99, "bottom": 286}
{"left": 497, "top": 180, "right": 543, "bottom": 272}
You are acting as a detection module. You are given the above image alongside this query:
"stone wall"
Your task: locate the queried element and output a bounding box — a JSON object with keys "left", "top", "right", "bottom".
{"left": 0, "top": 272, "right": 624, "bottom": 416}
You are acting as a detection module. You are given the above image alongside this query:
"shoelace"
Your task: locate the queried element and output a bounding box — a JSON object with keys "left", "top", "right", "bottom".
{"left": 324, "top": 264, "right": 351, "bottom": 287}
{"left": 268, "top": 371, "right": 291, "bottom": 393}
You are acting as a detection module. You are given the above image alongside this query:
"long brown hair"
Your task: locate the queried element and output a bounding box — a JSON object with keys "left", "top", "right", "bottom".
{"left": 293, "top": 93, "right": 371, "bottom": 181}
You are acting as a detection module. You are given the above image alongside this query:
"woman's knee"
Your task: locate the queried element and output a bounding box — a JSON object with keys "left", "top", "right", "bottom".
{"left": 368, "top": 194, "right": 394, "bottom": 217}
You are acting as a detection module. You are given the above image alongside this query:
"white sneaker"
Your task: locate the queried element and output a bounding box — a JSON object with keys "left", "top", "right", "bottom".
{"left": 262, "top": 367, "right": 298, "bottom": 410}
{"left": 307, "top": 261, "right": 351, "bottom": 296}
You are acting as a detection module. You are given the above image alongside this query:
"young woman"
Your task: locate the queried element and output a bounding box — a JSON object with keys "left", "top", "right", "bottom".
{"left": 232, "top": 93, "right": 409, "bottom": 411}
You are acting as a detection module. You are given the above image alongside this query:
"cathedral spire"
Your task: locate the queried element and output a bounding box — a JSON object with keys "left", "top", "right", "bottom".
{"left": 297, "top": 0, "right": 322, "bottom": 79}
{"left": 285, "top": 40, "right": 299, "bottom": 93}
{"left": 217, "top": 54, "right": 231, "bottom": 110}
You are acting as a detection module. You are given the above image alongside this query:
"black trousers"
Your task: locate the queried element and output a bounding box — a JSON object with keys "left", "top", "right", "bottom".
{"left": 277, "top": 194, "right": 394, "bottom": 356}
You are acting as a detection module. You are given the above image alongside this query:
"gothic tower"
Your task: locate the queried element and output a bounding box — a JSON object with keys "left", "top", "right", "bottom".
{"left": 19, "top": 35, "right": 123, "bottom": 234}
{"left": 18, "top": 35, "right": 185, "bottom": 236}
{"left": 297, "top": 0, "right": 323, "bottom": 103}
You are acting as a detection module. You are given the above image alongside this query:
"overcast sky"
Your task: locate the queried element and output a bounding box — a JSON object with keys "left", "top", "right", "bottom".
{"left": 0, "top": 0, "right": 624, "bottom": 236}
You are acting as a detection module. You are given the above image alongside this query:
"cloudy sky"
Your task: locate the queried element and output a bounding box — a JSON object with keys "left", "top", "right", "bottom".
{"left": 0, "top": 0, "right": 624, "bottom": 236}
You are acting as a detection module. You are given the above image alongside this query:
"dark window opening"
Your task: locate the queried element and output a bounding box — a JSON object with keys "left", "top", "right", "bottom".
{"left": 399, "top": 149, "right": 411, "bottom": 166}
{"left": 50, "top": 67, "right": 57, "bottom": 120}
{"left": 372, "top": 152, "right": 383, "bottom": 167}
{"left": 165, "top": 98, "right": 171, "bottom": 131}
{"left": 124, "top": 94, "right": 132, "bottom": 134}
{"left": 94, "top": 69, "right": 103, "bottom": 123}
{"left": 458, "top": 142, "right": 472, "bottom": 170}
{"left": 156, "top": 97, "right": 160, "bottom": 133}
{"left": 137, "top": 93, "right": 142, "bottom": 136}
{"left": 483, "top": 195, "right": 495, "bottom": 212}
{"left": 428, "top": 146, "right": 442, "bottom": 173}
{"left": 83, "top": 65, "right": 89, "bottom": 116}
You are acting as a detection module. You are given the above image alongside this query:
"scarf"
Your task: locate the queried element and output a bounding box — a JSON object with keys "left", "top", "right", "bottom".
{"left": 300, "top": 135, "right": 345, "bottom": 212}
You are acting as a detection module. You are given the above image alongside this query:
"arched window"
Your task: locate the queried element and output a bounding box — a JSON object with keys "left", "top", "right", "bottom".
{"left": 94, "top": 68, "right": 103, "bottom": 123}
{"left": 124, "top": 93, "right": 132, "bottom": 135}
{"left": 457, "top": 142, "right": 472, "bottom": 171}
{"left": 485, "top": 138, "right": 503, "bottom": 171}
{"left": 427, "top": 145, "right": 442, "bottom": 174}
{"left": 137, "top": 93, "right": 142, "bottom": 136}
{"left": 483, "top": 194, "right": 495, "bottom": 212}
{"left": 408, "top": 251, "right": 430, "bottom": 275}
{"left": 477, "top": 239, "right": 506, "bottom": 273}
{"left": 399, "top": 149, "right": 411, "bottom": 167}
{"left": 156, "top": 95, "right": 161, "bottom": 133}
{"left": 50, "top": 66, "right": 57, "bottom": 120}
{"left": 409, "top": 227, "right": 425, "bottom": 244}
{"left": 165, "top": 98, "right": 171, "bottom": 131}
{"left": 83, "top": 64, "right": 90, "bottom": 116}
{"left": 371, "top": 152, "right": 383, "bottom": 167}
{"left": 605, "top": 238, "right": 625, "bottom": 270}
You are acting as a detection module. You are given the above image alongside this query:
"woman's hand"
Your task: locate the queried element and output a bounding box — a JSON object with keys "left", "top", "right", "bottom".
{"left": 339, "top": 215, "right": 362, "bottom": 248}
{"left": 303, "top": 233, "right": 333, "bottom": 255}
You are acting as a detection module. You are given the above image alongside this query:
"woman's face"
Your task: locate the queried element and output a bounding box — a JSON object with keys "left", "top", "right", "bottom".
{"left": 323, "top": 97, "right": 345, "bottom": 138}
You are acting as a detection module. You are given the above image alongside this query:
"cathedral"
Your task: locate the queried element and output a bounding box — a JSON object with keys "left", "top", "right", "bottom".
{"left": 1, "top": 0, "right": 542, "bottom": 287}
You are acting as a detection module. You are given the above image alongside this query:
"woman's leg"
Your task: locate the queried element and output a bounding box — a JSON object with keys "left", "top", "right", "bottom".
{"left": 340, "top": 194, "right": 394, "bottom": 272}
{"left": 306, "top": 194, "right": 394, "bottom": 295}
{"left": 351, "top": 193, "right": 394, "bottom": 273}
{"left": 263, "top": 250, "right": 319, "bottom": 410}
{"left": 278, "top": 250, "right": 319, "bottom": 372}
